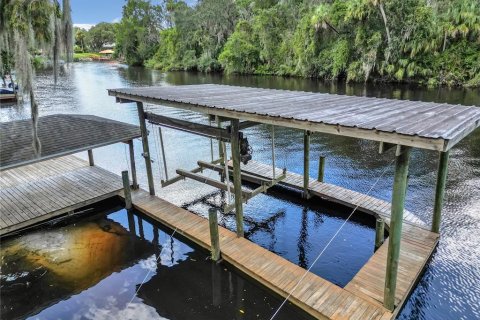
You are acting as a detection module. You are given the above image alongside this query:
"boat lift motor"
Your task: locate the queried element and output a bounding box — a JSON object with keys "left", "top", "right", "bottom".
{"left": 239, "top": 132, "right": 253, "bottom": 165}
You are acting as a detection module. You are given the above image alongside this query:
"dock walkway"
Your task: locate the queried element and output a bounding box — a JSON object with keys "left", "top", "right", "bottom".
{"left": 232, "top": 160, "right": 424, "bottom": 227}
{"left": 130, "top": 189, "right": 392, "bottom": 320}
{"left": 0, "top": 156, "right": 123, "bottom": 236}
{"left": 223, "top": 159, "right": 438, "bottom": 314}
{"left": 0, "top": 156, "right": 438, "bottom": 319}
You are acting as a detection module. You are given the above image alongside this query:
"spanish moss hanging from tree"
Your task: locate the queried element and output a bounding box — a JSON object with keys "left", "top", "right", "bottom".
{"left": 0, "top": 0, "right": 73, "bottom": 156}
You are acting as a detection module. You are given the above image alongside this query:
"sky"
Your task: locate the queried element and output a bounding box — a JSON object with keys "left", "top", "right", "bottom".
{"left": 72, "top": 0, "right": 195, "bottom": 30}
{"left": 72, "top": 0, "right": 124, "bottom": 29}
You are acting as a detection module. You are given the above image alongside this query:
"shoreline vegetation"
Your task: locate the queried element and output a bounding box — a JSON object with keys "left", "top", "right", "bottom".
{"left": 111, "top": 0, "right": 479, "bottom": 88}
{"left": 73, "top": 53, "right": 104, "bottom": 62}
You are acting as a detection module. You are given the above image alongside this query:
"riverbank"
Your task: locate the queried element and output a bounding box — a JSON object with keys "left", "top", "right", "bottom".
{"left": 73, "top": 52, "right": 113, "bottom": 62}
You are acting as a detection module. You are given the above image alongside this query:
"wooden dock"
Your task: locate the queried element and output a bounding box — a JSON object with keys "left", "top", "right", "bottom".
{"left": 0, "top": 156, "right": 123, "bottom": 236}
{"left": 129, "top": 188, "right": 393, "bottom": 320}
{"left": 221, "top": 159, "right": 438, "bottom": 316}
{"left": 0, "top": 155, "right": 439, "bottom": 319}
{"left": 126, "top": 184, "right": 437, "bottom": 319}
{"left": 231, "top": 160, "right": 425, "bottom": 228}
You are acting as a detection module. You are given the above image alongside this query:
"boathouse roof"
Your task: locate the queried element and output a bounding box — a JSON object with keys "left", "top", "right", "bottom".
{"left": 108, "top": 84, "right": 480, "bottom": 152}
{"left": 0, "top": 114, "right": 141, "bottom": 170}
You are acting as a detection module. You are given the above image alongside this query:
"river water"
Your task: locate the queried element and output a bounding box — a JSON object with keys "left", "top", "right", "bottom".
{"left": 1, "top": 62, "right": 479, "bottom": 320}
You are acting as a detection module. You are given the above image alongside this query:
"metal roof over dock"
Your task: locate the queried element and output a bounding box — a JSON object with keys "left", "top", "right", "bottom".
{"left": 0, "top": 114, "right": 141, "bottom": 170}
{"left": 108, "top": 84, "right": 480, "bottom": 151}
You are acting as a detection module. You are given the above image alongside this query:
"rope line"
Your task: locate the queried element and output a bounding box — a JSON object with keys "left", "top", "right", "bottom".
{"left": 128, "top": 226, "right": 178, "bottom": 306}
{"left": 269, "top": 159, "right": 395, "bottom": 320}
{"left": 151, "top": 123, "right": 164, "bottom": 181}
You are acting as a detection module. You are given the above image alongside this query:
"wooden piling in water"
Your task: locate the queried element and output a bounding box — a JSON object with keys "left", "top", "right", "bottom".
{"left": 138, "top": 216, "right": 145, "bottom": 239}
{"left": 208, "top": 208, "right": 221, "bottom": 261}
{"left": 384, "top": 146, "right": 411, "bottom": 310}
{"left": 122, "top": 170, "right": 132, "bottom": 210}
{"left": 128, "top": 140, "right": 138, "bottom": 189}
{"left": 230, "top": 119, "right": 244, "bottom": 237}
{"left": 375, "top": 218, "right": 385, "bottom": 250}
{"left": 303, "top": 130, "right": 310, "bottom": 198}
{"left": 318, "top": 155, "right": 325, "bottom": 182}
{"left": 136, "top": 101, "right": 155, "bottom": 195}
{"left": 432, "top": 151, "right": 449, "bottom": 233}
{"left": 88, "top": 149, "right": 94, "bottom": 166}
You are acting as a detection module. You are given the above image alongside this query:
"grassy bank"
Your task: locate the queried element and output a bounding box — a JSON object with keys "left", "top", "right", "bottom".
{"left": 73, "top": 53, "right": 102, "bottom": 62}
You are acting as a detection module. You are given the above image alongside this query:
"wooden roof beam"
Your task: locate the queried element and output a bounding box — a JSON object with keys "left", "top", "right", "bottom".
{"left": 145, "top": 112, "right": 231, "bottom": 142}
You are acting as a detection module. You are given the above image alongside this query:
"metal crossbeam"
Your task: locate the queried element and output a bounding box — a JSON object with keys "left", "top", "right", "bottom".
{"left": 146, "top": 112, "right": 231, "bottom": 142}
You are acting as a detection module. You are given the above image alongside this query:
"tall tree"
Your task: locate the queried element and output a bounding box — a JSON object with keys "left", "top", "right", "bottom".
{"left": 0, "top": 0, "right": 73, "bottom": 156}
{"left": 116, "top": 0, "right": 163, "bottom": 65}
{"left": 85, "top": 22, "right": 116, "bottom": 51}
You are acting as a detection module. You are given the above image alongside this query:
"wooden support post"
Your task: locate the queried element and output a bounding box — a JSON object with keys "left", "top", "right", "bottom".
{"left": 158, "top": 127, "right": 169, "bottom": 181}
{"left": 87, "top": 149, "right": 94, "bottom": 166}
{"left": 375, "top": 218, "right": 385, "bottom": 250}
{"left": 138, "top": 216, "right": 145, "bottom": 239}
{"left": 217, "top": 116, "right": 225, "bottom": 182}
{"left": 230, "top": 119, "right": 244, "bottom": 237}
{"left": 318, "top": 156, "right": 325, "bottom": 182}
{"left": 127, "top": 211, "right": 136, "bottom": 234}
{"left": 136, "top": 102, "right": 155, "bottom": 195}
{"left": 303, "top": 130, "right": 311, "bottom": 199}
{"left": 384, "top": 146, "right": 411, "bottom": 311}
{"left": 432, "top": 151, "right": 449, "bottom": 233}
{"left": 128, "top": 140, "right": 138, "bottom": 189}
{"left": 122, "top": 170, "right": 132, "bottom": 210}
{"left": 216, "top": 116, "right": 224, "bottom": 158}
{"left": 211, "top": 262, "right": 222, "bottom": 306}
{"left": 209, "top": 208, "right": 221, "bottom": 261}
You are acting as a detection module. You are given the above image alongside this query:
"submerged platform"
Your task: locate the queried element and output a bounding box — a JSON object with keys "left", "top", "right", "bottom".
{"left": 0, "top": 156, "right": 438, "bottom": 319}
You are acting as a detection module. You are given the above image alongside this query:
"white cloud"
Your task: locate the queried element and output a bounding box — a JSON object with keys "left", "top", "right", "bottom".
{"left": 112, "top": 17, "right": 121, "bottom": 23}
{"left": 74, "top": 23, "right": 95, "bottom": 31}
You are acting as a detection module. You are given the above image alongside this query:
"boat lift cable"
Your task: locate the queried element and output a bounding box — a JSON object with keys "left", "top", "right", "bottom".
{"left": 271, "top": 125, "right": 276, "bottom": 179}
{"left": 158, "top": 126, "right": 169, "bottom": 181}
{"left": 209, "top": 117, "right": 214, "bottom": 162}
{"left": 123, "top": 143, "right": 130, "bottom": 172}
{"left": 269, "top": 158, "right": 395, "bottom": 320}
{"left": 222, "top": 141, "right": 232, "bottom": 205}
{"left": 128, "top": 226, "right": 178, "bottom": 306}
{"left": 150, "top": 123, "right": 163, "bottom": 181}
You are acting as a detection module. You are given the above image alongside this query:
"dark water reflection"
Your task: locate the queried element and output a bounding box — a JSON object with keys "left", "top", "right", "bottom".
{"left": 1, "top": 201, "right": 309, "bottom": 320}
{"left": 1, "top": 63, "right": 479, "bottom": 319}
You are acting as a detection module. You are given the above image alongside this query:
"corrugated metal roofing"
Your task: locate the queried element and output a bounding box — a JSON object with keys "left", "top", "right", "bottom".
{"left": 108, "top": 84, "right": 480, "bottom": 151}
{"left": 0, "top": 114, "right": 141, "bottom": 170}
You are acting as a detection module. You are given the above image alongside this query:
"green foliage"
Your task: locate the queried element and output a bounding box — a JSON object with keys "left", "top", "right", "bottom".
{"left": 73, "top": 52, "right": 101, "bottom": 61}
{"left": 218, "top": 20, "right": 259, "bottom": 74}
{"left": 84, "top": 22, "right": 116, "bottom": 51}
{"left": 139, "top": 0, "right": 480, "bottom": 86}
{"left": 116, "top": 0, "right": 163, "bottom": 66}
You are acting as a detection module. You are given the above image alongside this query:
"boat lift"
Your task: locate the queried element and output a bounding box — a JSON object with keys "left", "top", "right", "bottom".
{"left": 145, "top": 112, "right": 286, "bottom": 213}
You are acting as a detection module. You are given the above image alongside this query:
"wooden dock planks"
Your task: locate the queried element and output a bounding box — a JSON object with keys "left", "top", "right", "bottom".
{"left": 0, "top": 155, "right": 438, "bottom": 319}
{"left": 228, "top": 159, "right": 439, "bottom": 315}
{"left": 231, "top": 160, "right": 425, "bottom": 227}
{"left": 345, "top": 224, "right": 439, "bottom": 315}
{"left": 129, "top": 188, "right": 392, "bottom": 320}
{"left": 0, "top": 156, "right": 123, "bottom": 236}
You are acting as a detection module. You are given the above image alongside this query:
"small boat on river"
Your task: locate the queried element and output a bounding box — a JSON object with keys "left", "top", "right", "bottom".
{"left": 0, "top": 84, "right": 18, "bottom": 106}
